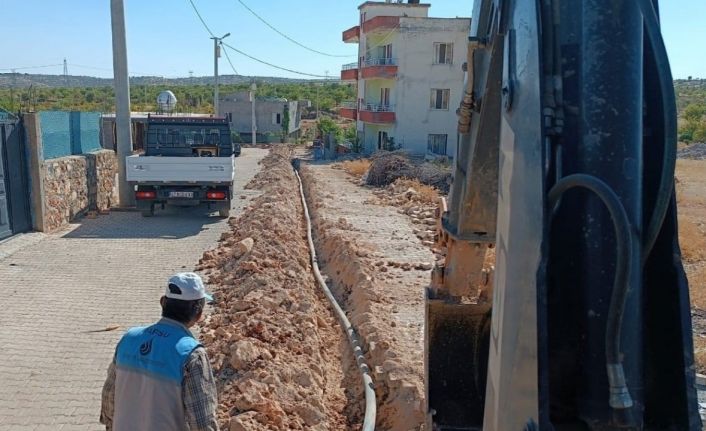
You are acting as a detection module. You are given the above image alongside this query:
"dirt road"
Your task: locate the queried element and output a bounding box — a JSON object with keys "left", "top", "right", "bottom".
{"left": 676, "top": 159, "right": 706, "bottom": 371}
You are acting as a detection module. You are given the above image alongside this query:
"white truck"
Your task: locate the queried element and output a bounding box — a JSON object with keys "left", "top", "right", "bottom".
{"left": 126, "top": 115, "right": 239, "bottom": 217}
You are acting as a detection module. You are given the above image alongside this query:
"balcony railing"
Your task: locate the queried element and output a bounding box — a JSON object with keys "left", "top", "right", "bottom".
{"left": 364, "top": 57, "right": 397, "bottom": 66}
{"left": 342, "top": 62, "right": 359, "bottom": 71}
{"left": 362, "top": 103, "right": 394, "bottom": 112}
{"left": 341, "top": 101, "right": 358, "bottom": 109}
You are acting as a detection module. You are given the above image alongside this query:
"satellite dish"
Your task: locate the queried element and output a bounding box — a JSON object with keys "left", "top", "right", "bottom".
{"left": 156, "top": 90, "right": 177, "bottom": 112}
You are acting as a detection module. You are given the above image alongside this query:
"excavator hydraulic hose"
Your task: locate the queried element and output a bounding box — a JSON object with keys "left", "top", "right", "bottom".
{"left": 548, "top": 174, "right": 635, "bottom": 418}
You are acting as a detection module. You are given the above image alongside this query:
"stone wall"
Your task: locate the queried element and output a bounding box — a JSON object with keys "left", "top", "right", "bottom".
{"left": 93, "top": 150, "right": 119, "bottom": 211}
{"left": 41, "top": 150, "right": 117, "bottom": 232}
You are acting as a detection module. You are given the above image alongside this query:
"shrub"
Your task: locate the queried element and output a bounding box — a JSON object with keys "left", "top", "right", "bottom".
{"left": 339, "top": 159, "right": 371, "bottom": 178}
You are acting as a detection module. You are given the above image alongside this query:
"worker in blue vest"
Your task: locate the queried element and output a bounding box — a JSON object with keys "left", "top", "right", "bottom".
{"left": 100, "top": 272, "right": 219, "bottom": 431}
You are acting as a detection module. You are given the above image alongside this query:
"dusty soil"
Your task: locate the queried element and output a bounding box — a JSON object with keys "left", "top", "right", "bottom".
{"left": 301, "top": 162, "right": 436, "bottom": 430}
{"left": 676, "top": 159, "right": 706, "bottom": 371}
{"left": 197, "top": 147, "right": 359, "bottom": 430}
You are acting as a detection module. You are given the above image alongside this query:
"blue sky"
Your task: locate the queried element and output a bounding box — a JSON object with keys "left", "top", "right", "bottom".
{"left": 0, "top": 0, "right": 703, "bottom": 80}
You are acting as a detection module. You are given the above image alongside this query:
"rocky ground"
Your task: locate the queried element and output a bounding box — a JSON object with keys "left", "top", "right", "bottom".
{"left": 300, "top": 162, "right": 437, "bottom": 430}
{"left": 678, "top": 142, "right": 706, "bottom": 160}
{"left": 675, "top": 158, "right": 706, "bottom": 371}
{"left": 197, "top": 147, "right": 358, "bottom": 430}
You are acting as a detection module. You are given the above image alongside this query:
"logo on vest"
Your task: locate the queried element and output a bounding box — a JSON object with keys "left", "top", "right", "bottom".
{"left": 139, "top": 338, "right": 153, "bottom": 356}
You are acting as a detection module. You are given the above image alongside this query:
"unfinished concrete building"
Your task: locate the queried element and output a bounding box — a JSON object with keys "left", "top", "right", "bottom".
{"left": 218, "top": 92, "right": 301, "bottom": 143}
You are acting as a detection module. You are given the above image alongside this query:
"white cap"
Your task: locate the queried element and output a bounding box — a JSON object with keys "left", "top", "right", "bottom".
{"left": 166, "top": 272, "right": 213, "bottom": 301}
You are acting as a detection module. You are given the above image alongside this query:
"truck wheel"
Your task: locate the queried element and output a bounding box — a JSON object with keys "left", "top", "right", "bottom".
{"left": 218, "top": 208, "right": 231, "bottom": 218}
{"left": 141, "top": 205, "right": 155, "bottom": 217}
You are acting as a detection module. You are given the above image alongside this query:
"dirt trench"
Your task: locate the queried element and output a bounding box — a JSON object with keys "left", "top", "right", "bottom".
{"left": 197, "top": 147, "right": 361, "bottom": 430}
{"left": 300, "top": 162, "right": 437, "bottom": 431}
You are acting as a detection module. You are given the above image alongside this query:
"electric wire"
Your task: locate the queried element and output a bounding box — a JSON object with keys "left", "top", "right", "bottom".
{"left": 188, "top": 0, "right": 216, "bottom": 37}
{"left": 235, "top": 0, "right": 354, "bottom": 58}
{"left": 0, "top": 64, "right": 63, "bottom": 71}
{"left": 188, "top": 0, "right": 329, "bottom": 78}
{"left": 220, "top": 45, "right": 240, "bottom": 76}
{"left": 221, "top": 43, "right": 329, "bottom": 78}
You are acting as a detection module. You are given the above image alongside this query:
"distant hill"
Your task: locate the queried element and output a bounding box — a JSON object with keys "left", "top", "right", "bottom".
{"left": 0, "top": 73, "right": 319, "bottom": 89}
{"left": 674, "top": 78, "right": 706, "bottom": 114}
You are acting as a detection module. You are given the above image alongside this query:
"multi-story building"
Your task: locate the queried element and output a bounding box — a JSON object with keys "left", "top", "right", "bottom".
{"left": 340, "top": 1, "right": 470, "bottom": 157}
{"left": 219, "top": 92, "right": 302, "bottom": 142}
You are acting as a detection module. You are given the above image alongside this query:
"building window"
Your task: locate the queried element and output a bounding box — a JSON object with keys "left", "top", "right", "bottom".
{"left": 430, "top": 89, "right": 450, "bottom": 110}
{"left": 272, "top": 113, "right": 282, "bottom": 125}
{"left": 428, "top": 134, "right": 448, "bottom": 155}
{"left": 434, "top": 43, "right": 453, "bottom": 64}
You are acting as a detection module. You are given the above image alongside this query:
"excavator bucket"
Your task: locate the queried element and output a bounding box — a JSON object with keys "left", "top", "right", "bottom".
{"left": 425, "top": 296, "right": 490, "bottom": 430}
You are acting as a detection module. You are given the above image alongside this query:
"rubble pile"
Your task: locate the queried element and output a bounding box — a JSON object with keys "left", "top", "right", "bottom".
{"left": 367, "top": 179, "right": 441, "bottom": 247}
{"left": 197, "top": 147, "right": 353, "bottom": 430}
{"left": 365, "top": 151, "right": 452, "bottom": 193}
{"left": 678, "top": 142, "right": 706, "bottom": 160}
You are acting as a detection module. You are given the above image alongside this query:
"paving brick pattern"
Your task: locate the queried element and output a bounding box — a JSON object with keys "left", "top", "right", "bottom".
{"left": 0, "top": 148, "right": 267, "bottom": 430}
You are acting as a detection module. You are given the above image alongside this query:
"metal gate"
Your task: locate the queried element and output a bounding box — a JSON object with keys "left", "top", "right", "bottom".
{"left": 0, "top": 116, "right": 32, "bottom": 239}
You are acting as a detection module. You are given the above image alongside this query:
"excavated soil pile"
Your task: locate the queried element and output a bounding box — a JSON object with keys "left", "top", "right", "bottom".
{"left": 197, "top": 147, "right": 357, "bottom": 430}
{"left": 366, "top": 151, "right": 452, "bottom": 193}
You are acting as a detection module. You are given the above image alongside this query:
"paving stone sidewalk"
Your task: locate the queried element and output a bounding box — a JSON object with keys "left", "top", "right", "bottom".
{"left": 0, "top": 148, "right": 267, "bottom": 430}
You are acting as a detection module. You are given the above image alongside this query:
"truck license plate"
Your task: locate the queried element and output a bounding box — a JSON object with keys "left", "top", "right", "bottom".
{"left": 169, "top": 192, "right": 194, "bottom": 198}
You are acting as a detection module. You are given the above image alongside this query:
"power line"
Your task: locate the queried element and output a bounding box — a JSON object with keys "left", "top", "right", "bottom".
{"left": 221, "top": 44, "right": 239, "bottom": 76}
{"left": 222, "top": 43, "right": 328, "bottom": 78}
{"left": 235, "top": 0, "right": 354, "bottom": 58}
{"left": 0, "top": 64, "right": 63, "bottom": 71}
{"left": 188, "top": 0, "right": 215, "bottom": 37}
{"left": 187, "top": 0, "right": 329, "bottom": 79}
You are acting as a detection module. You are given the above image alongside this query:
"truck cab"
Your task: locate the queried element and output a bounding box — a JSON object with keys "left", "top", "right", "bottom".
{"left": 126, "top": 115, "right": 236, "bottom": 217}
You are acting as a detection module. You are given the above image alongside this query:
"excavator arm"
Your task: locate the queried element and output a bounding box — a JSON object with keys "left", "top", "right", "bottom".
{"left": 425, "top": 0, "right": 701, "bottom": 430}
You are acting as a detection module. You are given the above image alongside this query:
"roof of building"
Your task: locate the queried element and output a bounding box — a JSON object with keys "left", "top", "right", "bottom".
{"left": 102, "top": 112, "right": 213, "bottom": 119}
{"left": 358, "top": 1, "right": 431, "bottom": 10}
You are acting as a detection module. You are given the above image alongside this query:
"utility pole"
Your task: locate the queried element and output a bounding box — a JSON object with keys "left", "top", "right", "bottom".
{"left": 210, "top": 33, "right": 230, "bottom": 116}
{"left": 111, "top": 0, "right": 133, "bottom": 207}
{"left": 10, "top": 69, "right": 15, "bottom": 112}
{"left": 63, "top": 58, "right": 69, "bottom": 87}
{"left": 250, "top": 82, "right": 257, "bottom": 145}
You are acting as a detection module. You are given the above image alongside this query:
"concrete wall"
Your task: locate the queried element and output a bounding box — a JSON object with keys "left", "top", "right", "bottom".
{"left": 219, "top": 92, "right": 300, "bottom": 137}
{"left": 24, "top": 112, "right": 118, "bottom": 232}
{"left": 393, "top": 18, "right": 469, "bottom": 156}
{"left": 359, "top": 2, "right": 429, "bottom": 21}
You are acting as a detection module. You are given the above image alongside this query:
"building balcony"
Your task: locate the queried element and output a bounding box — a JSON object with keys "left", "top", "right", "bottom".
{"left": 341, "top": 62, "right": 359, "bottom": 81}
{"left": 339, "top": 101, "right": 358, "bottom": 120}
{"left": 362, "top": 16, "right": 400, "bottom": 34}
{"left": 342, "top": 25, "right": 360, "bottom": 43}
{"left": 361, "top": 57, "right": 398, "bottom": 79}
{"left": 359, "top": 103, "right": 395, "bottom": 124}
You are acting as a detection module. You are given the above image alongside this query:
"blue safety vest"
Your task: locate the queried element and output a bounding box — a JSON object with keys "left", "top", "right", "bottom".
{"left": 113, "top": 319, "right": 200, "bottom": 431}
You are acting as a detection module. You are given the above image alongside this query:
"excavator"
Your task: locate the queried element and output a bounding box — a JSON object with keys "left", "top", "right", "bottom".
{"left": 426, "top": 0, "right": 701, "bottom": 430}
